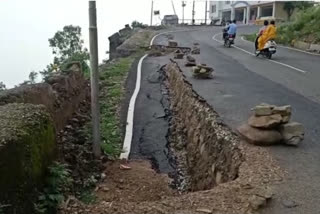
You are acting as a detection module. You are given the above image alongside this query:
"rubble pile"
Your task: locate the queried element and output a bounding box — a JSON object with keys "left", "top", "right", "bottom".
{"left": 238, "top": 103, "right": 304, "bottom": 146}
{"left": 192, "top": 64, "right": 214, "bottom": 79}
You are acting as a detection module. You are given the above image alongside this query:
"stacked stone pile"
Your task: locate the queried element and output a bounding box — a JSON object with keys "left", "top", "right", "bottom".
{"left": 191, "top": 43, "right": 200, "bottom": 54}
{"left": 168, "top": 40, "right": 178, "bottom": 48}
{"left": 192, "top": 64, "right": 214, "bottom": 79}
{"left": 174, "top": 49, "right": 184, "bottom": 59}
{"left": 238, "top": 103, "right": 304, "bottom": 146}
{"left": 185, "top": 55, "right": 197, "bottom": 67}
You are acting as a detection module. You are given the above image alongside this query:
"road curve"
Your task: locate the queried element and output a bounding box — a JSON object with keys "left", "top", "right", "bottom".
{"left": 152, "top": 26, "right": 320, "bottom": 214}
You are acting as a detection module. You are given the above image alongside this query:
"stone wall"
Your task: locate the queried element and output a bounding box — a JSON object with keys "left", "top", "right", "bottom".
{"left": 165, "top": 62, "right": 243, "bottom": 191}
{"left": 0, "top": 63, "right": 89, "bottom": 213}
{"left": 108, "top": 24, "right": 133, "bottom": 60}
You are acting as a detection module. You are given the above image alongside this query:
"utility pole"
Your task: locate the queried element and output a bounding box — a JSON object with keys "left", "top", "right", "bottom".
{"left": 89, "top": 0, "right": 101, "bottom": 158}
{"left": 182, "top": 1, "right": 186, "bottom": 24}
{"left": 192, "top": 0, "right": 195, "bottom": 25}
{"left": 171, "top": 0, "right": 177, "bottom": 15}
{"left": 150, "top": 0, "right": 154, "bottom": 26}
{"left": 205, "top": 0, "right": 208, "bottom": 25}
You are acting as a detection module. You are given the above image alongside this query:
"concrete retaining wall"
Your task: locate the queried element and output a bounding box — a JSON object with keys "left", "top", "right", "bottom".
{"left": 293, "top": 41, "right": 320, "bottom": 53}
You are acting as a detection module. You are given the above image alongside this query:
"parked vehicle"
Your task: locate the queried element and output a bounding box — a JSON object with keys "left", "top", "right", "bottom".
{"left": 161, "top": 15, "right": 179, "bottom": 25}
{"left": 255, "top": 39, "right": 277, "bottom": 59}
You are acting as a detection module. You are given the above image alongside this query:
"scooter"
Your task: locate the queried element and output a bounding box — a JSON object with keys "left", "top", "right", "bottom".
{"left": 255, "top": 38, "right": 277, "bottom": 59}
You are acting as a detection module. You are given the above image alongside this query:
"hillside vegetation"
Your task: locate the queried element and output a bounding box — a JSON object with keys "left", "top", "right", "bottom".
{"left": 278, "top": 5, "right": 320, "bottom": 45}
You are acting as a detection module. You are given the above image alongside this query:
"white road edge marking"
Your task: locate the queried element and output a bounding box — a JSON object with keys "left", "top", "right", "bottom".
{"left": 241, "top": 36, "right": 320, "bottom": 56}
{"left": 120, "top": 29, "right": 195, "bottom": 160}
{"left": 120, "top": 54, "right": 148, "bottom": 160}
{"left": 212, "top": 33, "right": 307, "bottom": 74}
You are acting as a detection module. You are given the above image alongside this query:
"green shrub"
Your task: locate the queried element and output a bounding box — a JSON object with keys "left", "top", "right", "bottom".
{"left": 131, "top": 20, "right": 148, "bottom": 29}
{"left": 277, "top": 6, "right": 320, "bottom": 44}
{"left": 34, "top": 162, "right": 72, "bottom": 214}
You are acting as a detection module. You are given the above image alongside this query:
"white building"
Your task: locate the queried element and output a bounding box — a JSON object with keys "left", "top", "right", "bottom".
{"left": 209, "top": 1, "right": 292, "bottom": 25}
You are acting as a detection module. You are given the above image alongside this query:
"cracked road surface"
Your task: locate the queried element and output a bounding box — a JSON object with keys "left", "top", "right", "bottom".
{"left": 138, "top": 26, "right": 320, "bottom": 214}
{"left": 129, "top": 56, "right": 174, "bottom": 174}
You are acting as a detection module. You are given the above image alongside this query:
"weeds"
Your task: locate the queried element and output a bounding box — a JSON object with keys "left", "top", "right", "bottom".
{"left": 99, "top": 57, "right": 136, "bottom": 158}
{"left": 79, "top": 190, "right": 97, "bottom": 204}
{"left": 242, "top": 33, "right": 256, "bottom": 42}
{"left": 34, "top": 162, "right": 72, "bottom": 214}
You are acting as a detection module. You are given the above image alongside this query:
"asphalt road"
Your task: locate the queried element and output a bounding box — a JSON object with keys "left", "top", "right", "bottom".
{"left": 129, "top": 56, "right": 175, "bottom": 174}
{"left": 149, "top": 26, "right": 320, "bottom": 214}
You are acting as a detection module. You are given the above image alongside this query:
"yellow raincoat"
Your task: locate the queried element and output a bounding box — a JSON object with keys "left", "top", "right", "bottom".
{"left": 258, "top": 24, "right": 276, "bottom": 50}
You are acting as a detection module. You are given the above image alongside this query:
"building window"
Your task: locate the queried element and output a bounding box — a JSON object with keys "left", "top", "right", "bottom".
{"left": 261, "top": 6, "right": 273, "bottom": 17}
{"left": 226, "top": 1, "right": 230, "bottom": 4}
{"left": 211, "top": 5, "right": 216, "bottom": 13}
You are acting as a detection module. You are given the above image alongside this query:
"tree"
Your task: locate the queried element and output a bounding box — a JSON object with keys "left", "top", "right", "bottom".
{"left": 295, "top": 1, "right": 313, "bottom": 10}
{"left": 283, "top": 2, "right": 296, "bottom": 20}
{"left": 41, "top": 25, "right": 89, "bottom": 80}
{"left": 283, "top": 1, "right": 313, "bottom": 20}
{"left": 131, "top": 21, "right": 147, "bottom": 29}
{"left": 0, "top": 82, "right": 6, "bottom": 91}
{"left": 29, "top": 71, "right": 38, "bottom": 84}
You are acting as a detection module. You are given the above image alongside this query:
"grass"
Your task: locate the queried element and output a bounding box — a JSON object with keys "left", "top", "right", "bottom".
{"left": 242, "top": 33, "right": 257, "bottom": 42}
{"left": 99, "top": 56, "right": 137, "bottom": 158}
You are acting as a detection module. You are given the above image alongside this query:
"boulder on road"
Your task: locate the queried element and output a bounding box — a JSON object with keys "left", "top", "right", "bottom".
{"left": 237, "top": 123, "right": 283, "bottom": 146}
{"left": 252, "top": 103, "right": 275, "bottom": 116}
{"left": 272, "top": 105, "right": 292, "bottom": 116}
{"left": 248, "top": 114, "right": 282, "bottom": 129}
{"left": 174, "top": 52, "right": 184, "bottom": 59}
{"left": 168, "top": 40, "right": 178, "bottom": 47}
{"left": 191, "top": 47, "right": 200, "bottom": 54}
{"left": 187, "top": 55, "right": 196, "bottom": 63}
{"left": 192, "top": 66, "right": 201, "bottom": 73}
{"left": 279, "top": 122, "right": 304, "bottom": 146}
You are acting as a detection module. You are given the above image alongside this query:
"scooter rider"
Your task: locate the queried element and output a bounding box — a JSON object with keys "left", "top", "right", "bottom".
{"left": 257, "top": 20, "right": 276, "bottom": 53}
{"left": 255, "top": 20, "right": 269, "bottom": 50}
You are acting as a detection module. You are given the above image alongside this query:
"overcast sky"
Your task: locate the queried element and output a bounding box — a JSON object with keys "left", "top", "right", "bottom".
{"left": 0, "top": 0, "right": 208, "bottom": 88}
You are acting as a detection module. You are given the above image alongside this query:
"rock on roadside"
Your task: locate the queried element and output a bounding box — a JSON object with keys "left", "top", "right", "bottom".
{"left": 279, "top": 122, "right": 304, "bottom": 146}
{"left": 237, "top": 123, "right": 283, "bottom": 146}
{"left": 248, "top": 114, "right": 282, "bottom": 129}
{"left": 168, "top": 40, "right": 178, "bottom": 47}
